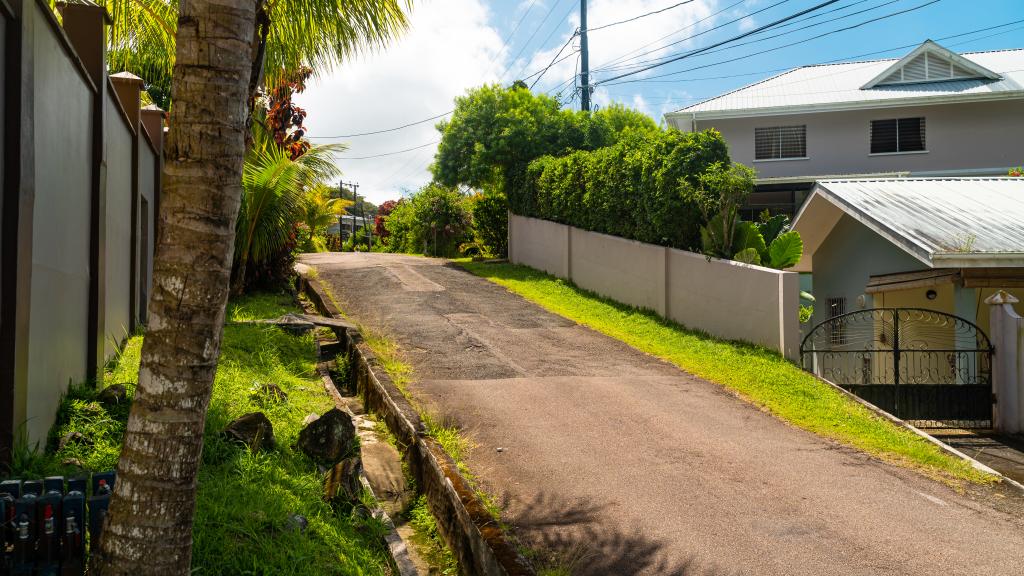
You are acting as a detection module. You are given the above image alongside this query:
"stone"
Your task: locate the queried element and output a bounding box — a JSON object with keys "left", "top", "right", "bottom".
{"left": 252, "top": 382, "right": 288, "bottom": 404}
{"left": 223, "top": 412, "right": 275, "bottom": 451}
{"left": 297, "top": 408, "right": 356, "bottom": 466}
{"left": 285, "top": 513, "right": 309, "bottom": 533}
{"left": 324, "top": 457, "right": 364, "bottom": 505}
{"left": 302, "top": 413, "right": 321, "bottom": 426}
{"left": 58, "top": 431, "right": 92, "bottom": 452}
{"left": 61, "top": 458, "right": 84, "bottom": 469}
{"left": 97, "top": 384, "right": 128, "bottom": 406}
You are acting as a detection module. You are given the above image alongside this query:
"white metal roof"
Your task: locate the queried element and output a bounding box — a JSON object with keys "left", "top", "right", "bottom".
{"left": 793, "top": 178, "right": 1024, "bottom": 268}
{"left": 666, "top": 44, "right": 1024, "bottom": 120}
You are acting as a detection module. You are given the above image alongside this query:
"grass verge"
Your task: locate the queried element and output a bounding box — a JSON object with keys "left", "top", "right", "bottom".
{"left": 9, "top": 291, "right": 393, "bottom": 575}
{"left": 455, "top": 259, "right": 994, "bottom": 485}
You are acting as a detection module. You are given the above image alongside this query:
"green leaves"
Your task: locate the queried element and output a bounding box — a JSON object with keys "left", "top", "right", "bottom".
{"left": 733, "top": 248, "right": 761, "bottom": 266}
{"left": 767, "top": 231, "right": 804, "bottom": 270}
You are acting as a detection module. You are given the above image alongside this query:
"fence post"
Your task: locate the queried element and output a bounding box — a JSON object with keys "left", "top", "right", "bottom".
{"left": 986, "top": 291, "right": 1021, "bottom": 434}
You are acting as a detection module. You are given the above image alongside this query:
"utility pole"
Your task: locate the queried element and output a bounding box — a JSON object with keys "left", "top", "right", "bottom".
{"left": 339, "top": 180, "right": 360, "bottom": 244}
{"left": 579, "top": 0, "right": 590, "bottom": 112}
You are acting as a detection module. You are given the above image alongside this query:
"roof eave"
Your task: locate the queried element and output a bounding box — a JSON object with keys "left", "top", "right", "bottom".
{"left": 931, "top": 253, "right": 1024, "bottom": 268}
{"left": 664, "top": 89, "right": 1024, "bottom": 122}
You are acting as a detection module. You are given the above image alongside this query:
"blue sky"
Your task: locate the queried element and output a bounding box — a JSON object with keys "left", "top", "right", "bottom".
{"left": 295, "top": 0, "right": 1024, "bottom": 203}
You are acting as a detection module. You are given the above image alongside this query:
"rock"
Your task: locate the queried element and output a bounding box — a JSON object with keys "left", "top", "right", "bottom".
{"left": 252, "top": 383, "right": 288, "bottom": 404}
{"left": 324, "top": 457, "right": 363, "bottom": 505}
{"left": 97, "top": 384, "right": 128, "bottom": 406}
{"left": 356, "top": 418, "right": 376, "bottom": 432}
{"left": 496, "top": 447, "right": 505, "bottom": 453}
{"left": 61, "top": 458, "right": 84, "bottom": 469}
{"left": 58, "top": 431, "right": 92, "bottom": 452}
{"left": 223, "top": 412, "right": 275, "bottom": 451}
{"left": 297, "top": 408, "right": 356, "bottom": 466}
{"left": 302, "top": 413, "right": 321, "bottom": 427}
{"left": 285, "top": 513, "right": 309, "bottom": 533}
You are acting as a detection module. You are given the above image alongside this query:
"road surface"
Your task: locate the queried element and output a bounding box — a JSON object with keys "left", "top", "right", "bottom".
{"left": 301, "top": 252, "right": 1024, "bottom": 576}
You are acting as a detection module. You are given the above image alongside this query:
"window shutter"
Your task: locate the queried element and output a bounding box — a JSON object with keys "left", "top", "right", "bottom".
{"left": 755, "top": 125, "right": 806, "bottom": 160}
{"left": 897, "top": 117, "right": 925, "bottom": 151}
{"left": 870, "top": 119, "right": 898, "bottom": 154}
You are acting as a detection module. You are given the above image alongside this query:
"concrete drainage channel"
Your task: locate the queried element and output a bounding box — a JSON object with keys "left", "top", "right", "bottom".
{"left": 298, "top": 272, "right": 535, "bottom": 576}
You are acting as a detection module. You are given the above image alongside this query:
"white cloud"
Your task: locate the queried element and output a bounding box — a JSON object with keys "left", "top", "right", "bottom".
{"left": 295, "top": 0, "right": 505, "bottom": 204}
{"left": 295, "top": 0, "right": 725, "bottom": 204}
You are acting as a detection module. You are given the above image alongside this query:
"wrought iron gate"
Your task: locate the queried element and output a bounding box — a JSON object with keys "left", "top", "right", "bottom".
{"left": 800, "top": 308, "right": 993, "bottom": 424}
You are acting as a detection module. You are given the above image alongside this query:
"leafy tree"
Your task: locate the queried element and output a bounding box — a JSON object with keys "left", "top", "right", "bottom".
{"left": 694, "top": 162, "right": 756, "bottom": 259}
{"left": 384, "top": 185, "right": 471, "bottom": 257}
{"left": 94, "top": 1, "right": 411, "bottom": 572}
{"left": 374, "top": 199, "right": 400, "bottom": 239}
{"left": 468, "top": 191, "right": 508, "bottom": 257}
{"left": 432, "top": 84, "right": 655, "bottom": 195}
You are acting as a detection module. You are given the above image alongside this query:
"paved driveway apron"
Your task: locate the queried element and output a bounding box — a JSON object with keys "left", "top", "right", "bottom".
{"left": 302, "top": 253, "right": 1024, "bottom": 576}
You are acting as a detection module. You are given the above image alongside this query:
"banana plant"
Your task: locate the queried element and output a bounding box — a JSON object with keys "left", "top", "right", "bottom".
{"left": 701, "top": 210, "right": 804, "bottom": 270}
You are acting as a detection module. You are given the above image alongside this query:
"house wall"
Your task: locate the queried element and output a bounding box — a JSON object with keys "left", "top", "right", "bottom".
{"left": 105, "top": 90, "right": 134, "bottom": 357}
{"left": 24, "top": 2, "right": 94, "bottom": 444}
{"left": 138, "top": 138, "right": 157, "bottom": 322}
{"left": 811, "top": 214, "right": 924, "bottom": 328}
{"left": 509, "top": 213, "right": 801, "bottom": 359}
{"left": 689, "top": 99, "right": 1024, "bottom": 179}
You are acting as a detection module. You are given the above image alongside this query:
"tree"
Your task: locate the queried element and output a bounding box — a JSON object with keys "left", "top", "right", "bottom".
{"left": 298, "top": 183, "right": 353, "bottom": 251}
{"left": 93, "top": 0, "right": 410, "bottom": 572}
{"left": 432, "top": 84, "right": 655, "bottom": 195}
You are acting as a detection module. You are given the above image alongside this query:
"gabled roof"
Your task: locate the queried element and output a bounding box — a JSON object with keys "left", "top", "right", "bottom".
{"left": 665, "top": 44, "right": 1024, "bottom": 121}
{"left": 792, "top": 178, "right": 1024, "bottom": 271}
{"left": 861, "top": 40, "right": 1001, "bottom": 88}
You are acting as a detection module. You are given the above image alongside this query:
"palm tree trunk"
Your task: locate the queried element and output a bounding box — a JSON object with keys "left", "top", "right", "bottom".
{"left": 91, "top": 0, "right": 256, "bottom": 572}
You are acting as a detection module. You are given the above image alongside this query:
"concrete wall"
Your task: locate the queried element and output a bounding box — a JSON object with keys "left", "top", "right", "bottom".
{"left": 105, "top": 90, "right": 133, "bottom": 357}
{"left": 138, "top": 140, "right": 157, "bottom": 322}
{"left": 987, "top": 293, "right": 1024, "bottom": 434}
{"left": 811, "top": 214, "right": 923, "bottom": 328}
{"left": 509, "top": 213, "right": 801, "bottom": 359}
{"left": 690, "top": 100, "right": 1024, "bottom": 179}
{"left": 24, "top": 2, "right": 94, "bottom": 443}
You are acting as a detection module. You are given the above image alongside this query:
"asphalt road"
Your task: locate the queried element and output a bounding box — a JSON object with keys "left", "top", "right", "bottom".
{"left": 301, "top": 252, "right": 1024, "bottom": 576}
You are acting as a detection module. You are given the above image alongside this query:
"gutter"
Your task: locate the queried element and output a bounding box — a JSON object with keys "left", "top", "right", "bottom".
{"left": 665, "top": 90, "right": 1024, "bottom": 122}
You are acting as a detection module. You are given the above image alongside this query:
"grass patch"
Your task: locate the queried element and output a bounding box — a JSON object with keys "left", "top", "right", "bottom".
{"left": 8, "top": 291, "right": 392, "bottom": 575}
{"left": 455, "top": 260, "right": 994, "bottom": 485}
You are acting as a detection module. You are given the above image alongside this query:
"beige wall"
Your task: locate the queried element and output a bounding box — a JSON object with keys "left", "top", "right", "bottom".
{"left": 570, "top": 227, "right": 666, "bottom": 315}
{"left": 508, "top": 212, "right": 569, "bottom": 278}
{"left": 24, "top": 3, "right": 94, "bottom": 444}
{"left": 105, "top": 90, "right": 133, "bottom": 358}
{"left": 509, "top": 214, "right": 801, "bottom": 359}
{"left": 688, "top": 99, "right": 1024, "bottom": 179}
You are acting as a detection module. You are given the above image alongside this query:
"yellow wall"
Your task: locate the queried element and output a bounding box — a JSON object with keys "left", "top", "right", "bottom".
{"left": 976, "top": 287, "right": 1024, "bottom": 337}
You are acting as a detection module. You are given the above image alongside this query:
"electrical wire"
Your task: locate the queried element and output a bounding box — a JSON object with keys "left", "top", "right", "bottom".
{"left": 596, "top": 0, "right": 940, "bottom": 86}
{"left": 530, "top": 31, "right": 580, "bottom": 89}
{"left": 500, "top": 0, "right": 572, "bottom": 81}
{"left": 513, "top": 0, "right": 579, "bottom": 81}
{"left": 332, "top": 140, "right": 439, "bottom": 160}
{"left": 307, "top": 111, "right": 453, "bottom": 139}
{"left": 588, "top": 1, "right": 697, "bottom": 32}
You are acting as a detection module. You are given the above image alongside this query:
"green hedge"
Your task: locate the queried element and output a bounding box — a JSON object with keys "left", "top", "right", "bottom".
{"left": 510, "top": 128, "right": 729, "bottom": 250}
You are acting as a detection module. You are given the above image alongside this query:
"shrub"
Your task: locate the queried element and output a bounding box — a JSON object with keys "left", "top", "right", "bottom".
{"left": 374, "top": 199, "right": 400, "bottom": 239}
{"left": 383, "top": 185, "right": 472, "bottom": 257}
{"left": 512, "top": 128, "right": 730, "bottom": 250}
{"left": 468, "top": 191, "right": 508, "bottom": 257}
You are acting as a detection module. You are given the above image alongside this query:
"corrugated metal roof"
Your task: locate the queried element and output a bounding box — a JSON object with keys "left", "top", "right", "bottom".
{"left": 671, "top": 47, "right": 1024, "bottom": 116}
{"left": 807, "top": 178, "right": 1024, "bottom": 267}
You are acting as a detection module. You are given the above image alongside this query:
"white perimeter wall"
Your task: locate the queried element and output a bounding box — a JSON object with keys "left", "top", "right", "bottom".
{"left": 509, "top": 213, "right": 801, "bottom": 360}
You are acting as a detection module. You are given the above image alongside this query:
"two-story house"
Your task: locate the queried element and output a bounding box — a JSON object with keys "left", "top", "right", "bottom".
{"left": 664, "top": 41, "right": 1024, "bottom": 218}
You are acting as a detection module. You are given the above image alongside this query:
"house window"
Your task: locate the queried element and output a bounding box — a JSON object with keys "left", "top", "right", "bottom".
{"left": 870, "top": 117, "right": 925, "bottom": 154}
{"left": 755, "top": 125, "right": 806, "bottom": 160}
{"left": 828, "top": 297, "right": 847, "bottom": 345}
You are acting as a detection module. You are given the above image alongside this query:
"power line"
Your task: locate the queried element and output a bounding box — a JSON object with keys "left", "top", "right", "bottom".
{"left": 501, "top": 0, "right": 572, "bottom": 81}
{"left": 513, "top": 0, "right": 579, "bottom": 81}
{"left": 490, "top": 0, "right": 539, "bottom": 68}
{"left": 531, "top": 31, "right": 580, "bottom": 89}
{"left": 589, "top": 0, "right": 698, "bottom": 32}
{"left": 332, "top": 140, "right": 439, "bottom": 160}
{"left": 308, "top": 111, "right": 453, "bottom": 138}
{"left": 595, "top": 0, "right": 941, "bottom": 86}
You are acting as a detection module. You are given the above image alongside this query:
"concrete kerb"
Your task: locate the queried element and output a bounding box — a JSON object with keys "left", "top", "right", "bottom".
{"left": 816, "top": 374, "right": 1024, "bottom": 493}
{"left": 297, "top": 272, "right": 535, "bottom": 576}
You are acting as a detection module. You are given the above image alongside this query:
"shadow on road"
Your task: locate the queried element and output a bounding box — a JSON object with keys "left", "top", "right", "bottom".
{"left": 507, "top": 491, "right": 740, "bottom": 576}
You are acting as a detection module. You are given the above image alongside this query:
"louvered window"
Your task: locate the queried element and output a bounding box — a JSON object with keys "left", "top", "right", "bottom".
{"left": 870, "top": 117, "right": 925, "bottom": 154}
{"left": 755, "top": 125, "right": 806, "bottom": 160}
{"left": 876, "top": 51, "right": 985, "bottom": 85}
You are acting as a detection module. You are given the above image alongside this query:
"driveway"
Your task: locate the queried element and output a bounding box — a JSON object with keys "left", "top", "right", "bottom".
{"left": 301, "top": 252, "right": 1024, "bottom": 576}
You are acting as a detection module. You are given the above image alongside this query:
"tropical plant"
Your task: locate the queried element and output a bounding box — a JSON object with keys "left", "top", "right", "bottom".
{"left": 383, "top": 185, "right": 472, "bottom": 257}
{"left": 234, "top": 138, "right": 343, "bottom": 292}
{"left": 298, "top": 184, "right": 352, "bottom": 252}
{"left": 467, "top": 190, "right": 508, "bottom": 257}
{"left": 1010, "top": 166, "right": 1023, "bottom": 177}
{"left": 374, "top": 199, "right": 400, "bottom": 239}
{"left": 101, "top": 0, "right": 411, "bottom": 107}
{"left": 96, "top": 1, "right": 411, "bottom": 572}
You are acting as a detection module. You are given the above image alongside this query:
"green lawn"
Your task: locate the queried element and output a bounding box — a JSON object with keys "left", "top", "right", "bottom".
{"left": 11, "top": 292, "right": 392, "bottom": 575}
{"left": 455, "top": 260, "right": 993, "bottom": 485}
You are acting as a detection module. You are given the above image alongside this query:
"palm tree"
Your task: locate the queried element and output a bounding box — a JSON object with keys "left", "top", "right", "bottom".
{"left": 297, "top": 183, "right": 353, "bottom": 251}
{"left": 102, "top": 0, "right": 411, "bottom": 105}
{"left": 93, "top": 1, "right": 410, "bottom": 573}
{"left": 233, "top": 137, "right": 344, "bottom": 292}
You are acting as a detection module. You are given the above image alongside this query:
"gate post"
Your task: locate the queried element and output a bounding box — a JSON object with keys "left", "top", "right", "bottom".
{"left": 986, "top": 291, "right": 1022, "bottom": 434}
